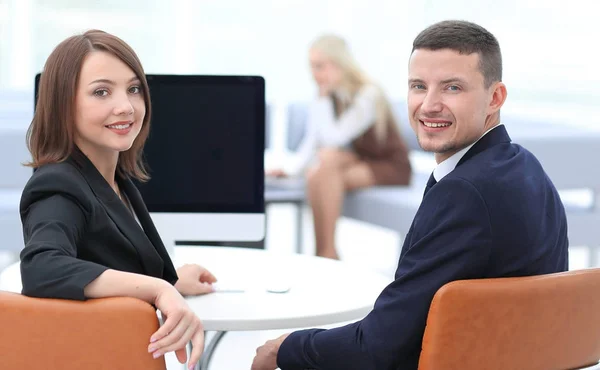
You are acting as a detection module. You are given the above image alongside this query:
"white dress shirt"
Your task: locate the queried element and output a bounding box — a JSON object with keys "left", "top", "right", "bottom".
{"left": 433, "top": 123, "right": 504, "bottom": 182}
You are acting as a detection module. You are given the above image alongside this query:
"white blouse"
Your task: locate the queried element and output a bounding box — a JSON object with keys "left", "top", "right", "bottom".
{"left": 283, "top": 84, "right": 380, "bottom": 176}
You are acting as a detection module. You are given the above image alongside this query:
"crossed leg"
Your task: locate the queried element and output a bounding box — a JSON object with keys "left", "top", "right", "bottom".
{"left": 306, "top": 148, "right": 377, "bottom": 259}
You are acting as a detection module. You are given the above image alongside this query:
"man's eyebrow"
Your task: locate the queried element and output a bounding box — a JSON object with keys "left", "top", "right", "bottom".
{"left": 440, "top": 78, "right": 467, "bottom": 85}
{"left": 408, "top": 78, "right": 425, "bottom": 84}
{"left": 408, "top": 77, "right": 469, "bottom": 85}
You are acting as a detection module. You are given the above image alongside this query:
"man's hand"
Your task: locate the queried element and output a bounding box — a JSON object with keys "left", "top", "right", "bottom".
{"left": 175, "top": 264, "right": 217, "bottom": 296}
{"left": 251, "top": 333, "right": 290, "bottom": 370}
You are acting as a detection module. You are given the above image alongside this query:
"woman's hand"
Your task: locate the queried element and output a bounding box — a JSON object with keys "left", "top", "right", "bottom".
{"left": 266, "top": 169, "right": 288, "bottom": 178}
{"left": 175, "top": 264, "right": 217, "bottom": 296}
{"left": 149, "top": 283, "right": 204, "bottom": 370}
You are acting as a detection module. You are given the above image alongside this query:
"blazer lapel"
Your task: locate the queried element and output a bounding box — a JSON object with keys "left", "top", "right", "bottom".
{"left": 457, "top": 124, "right": 512, "bottom": 167}
{"left": 68, "top": 150, "right": 165, "bottom": 279}
{"left": 121, "top": 178, "right": 178, "bottom": 283}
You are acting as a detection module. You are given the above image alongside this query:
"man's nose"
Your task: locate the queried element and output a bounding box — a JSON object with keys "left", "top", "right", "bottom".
{"left": 421, "top": 90, "right": 443, "bottom": 114}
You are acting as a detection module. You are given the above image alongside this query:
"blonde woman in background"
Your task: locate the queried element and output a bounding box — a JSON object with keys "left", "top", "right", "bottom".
{"left": 267, "top": 34, "right": 412, "bottom": 259}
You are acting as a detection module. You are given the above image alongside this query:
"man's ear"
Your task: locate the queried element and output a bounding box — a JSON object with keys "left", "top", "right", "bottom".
{"left": 488, "top": 81, "right": 507, "bottom": 115}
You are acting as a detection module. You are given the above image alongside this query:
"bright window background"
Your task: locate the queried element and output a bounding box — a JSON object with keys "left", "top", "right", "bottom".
{"left": 0, "top": 0, "right": 598, "bottom": 131}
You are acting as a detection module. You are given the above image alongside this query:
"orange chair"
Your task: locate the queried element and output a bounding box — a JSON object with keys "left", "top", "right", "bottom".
{"left": 0, "top": 291, "right": 166, "bottom": 370}
{"left": 419, "top": 269, "right": 600, "bottom": 370}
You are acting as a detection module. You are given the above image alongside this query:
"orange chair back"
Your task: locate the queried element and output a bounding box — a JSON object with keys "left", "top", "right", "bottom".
{"left": 419, "top": 269, "right": 600, "bottom": 370}
{"left": 0, "top": 291, "right": 166, "bottom": 370}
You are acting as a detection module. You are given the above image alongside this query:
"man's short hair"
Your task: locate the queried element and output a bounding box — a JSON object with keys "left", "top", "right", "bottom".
{"left": 412, "top": 20, "right": 502, "bottom": 88}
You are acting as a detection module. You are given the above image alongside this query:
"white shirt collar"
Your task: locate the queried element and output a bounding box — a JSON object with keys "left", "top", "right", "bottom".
{"left": 433, "top": 123, "right": 504, "bottom": 182}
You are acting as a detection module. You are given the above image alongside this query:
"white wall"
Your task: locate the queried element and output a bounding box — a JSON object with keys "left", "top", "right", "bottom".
{"left": 0, "top": 0, "right": 598, "bottom": 129}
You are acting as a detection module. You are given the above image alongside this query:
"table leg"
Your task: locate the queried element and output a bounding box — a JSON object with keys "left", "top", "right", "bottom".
{"left": 197, "top": 331, "right": 227, "bottom": 370}
{"left": 295, "top": 202, "right": 303, "bottom": 254}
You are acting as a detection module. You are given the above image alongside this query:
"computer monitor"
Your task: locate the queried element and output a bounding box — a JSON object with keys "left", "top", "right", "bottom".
{"left": 139, "top": 74, "right": 265, "bottom": 250}
{"left": 34, "top": 73, "right": 266, "bottom": 252}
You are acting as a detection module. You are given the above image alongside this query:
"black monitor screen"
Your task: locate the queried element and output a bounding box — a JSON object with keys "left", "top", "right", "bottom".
{"left": 140, "top": 75, "right": 265, "bottom": 213}
{"left": 35, "top": 74, "right": 265, "bottom": 214}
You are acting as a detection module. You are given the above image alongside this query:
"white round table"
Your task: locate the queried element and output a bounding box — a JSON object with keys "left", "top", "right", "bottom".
{"left": 0, "top": 246, "right": 392, "bottom": 370}
{"left": 175, "top": 246, "right": 391, "bottom": 369}
{"left": 174, "top": 246, "right": 390, "bottom": 331}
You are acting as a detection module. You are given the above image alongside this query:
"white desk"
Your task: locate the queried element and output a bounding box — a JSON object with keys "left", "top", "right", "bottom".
{"left": 174, "top": 246, "right": 390, "bottom": 330}
{"left": 0, "top": 246, "right": 392, "bottom": 370}
{"left": 176, "top": 246, "right": 391, "bottom": 369}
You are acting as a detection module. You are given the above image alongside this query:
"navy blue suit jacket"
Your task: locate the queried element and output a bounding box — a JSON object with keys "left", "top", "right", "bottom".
{"left": 277, "top": 125, "right": 569, "bottom": 370}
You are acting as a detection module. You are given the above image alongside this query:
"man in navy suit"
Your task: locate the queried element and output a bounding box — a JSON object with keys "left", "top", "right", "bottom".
{"left": 251, "top": 20, "right": 568, "bottom": 370}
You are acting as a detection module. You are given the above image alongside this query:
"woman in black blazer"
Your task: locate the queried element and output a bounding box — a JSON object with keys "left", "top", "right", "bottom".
{"left": 20, "top": 30, "right": 211, "bottom": 370}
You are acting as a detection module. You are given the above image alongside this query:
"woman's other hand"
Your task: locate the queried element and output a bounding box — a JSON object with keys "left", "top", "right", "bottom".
{"left": 175, "top": 264, "right": 217, "bottom": 296}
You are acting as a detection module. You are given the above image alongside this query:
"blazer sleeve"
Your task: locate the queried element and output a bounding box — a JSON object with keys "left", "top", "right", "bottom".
{"left": 19, "top": 166, "right": 108, "bottom": 300}
{"left": 277, "top": 177, "right": 493, "bottom": 370}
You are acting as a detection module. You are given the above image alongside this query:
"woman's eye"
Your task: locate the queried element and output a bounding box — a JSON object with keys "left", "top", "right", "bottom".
{"left": 129, "top": 86, "right": 141, "bottom": 94}
{"left": 94, "top": 89, "right": 109, "bottom": 97}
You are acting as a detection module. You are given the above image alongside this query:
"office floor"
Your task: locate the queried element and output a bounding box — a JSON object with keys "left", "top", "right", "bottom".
{"left": 164, "top": 203, "right": 596, "bottom": 370}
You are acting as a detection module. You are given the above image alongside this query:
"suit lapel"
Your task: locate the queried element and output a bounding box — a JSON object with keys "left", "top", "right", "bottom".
{"left": 457, "top": 125, "right": 512, "bottom": 167}
{"left": 398, "top": 126, "right": 512, "bottom": 263}
{"left": 121, "top": 178, "right": 178, "bottom": 282}
{"left": 68, "top": 150, "right": 165, "bottom": 279}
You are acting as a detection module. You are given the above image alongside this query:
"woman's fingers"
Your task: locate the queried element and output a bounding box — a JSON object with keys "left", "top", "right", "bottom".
{"left": 150, "top": 308, "right": 184, "bottom": 344}
{"left": 201, "top": 269, "right": 218, "bottom": 283}
{"left": 150, "top": 285, "right": 204, "bottom": 370}
{"left": 175, "top": 347, "right": 188, "bottom": 365}
{"left": 155, "top": 318, "right": 198, "bottom": 359}
{"left": 149, "top": 311, "right": 190, "bottom": 355}
{"left": 188, "top": 327, "right": 206, "bottom": 370}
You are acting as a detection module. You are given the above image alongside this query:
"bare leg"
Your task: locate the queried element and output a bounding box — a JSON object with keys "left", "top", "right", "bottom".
{"left": 307, "top": 162, "right": 344, "bottom": 259}
{"left": 307, "top": 149, "right": 376, "bottom": 259}
{"left": 342, "top": 161, "right": 378, "bottom": 191}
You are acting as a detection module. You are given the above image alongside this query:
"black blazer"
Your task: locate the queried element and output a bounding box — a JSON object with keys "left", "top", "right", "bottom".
{"left": 277, "top": 125, "right": 569, "bottom": 370}
{"left": 19, "top": 150, "right": 178, "bottom": 300}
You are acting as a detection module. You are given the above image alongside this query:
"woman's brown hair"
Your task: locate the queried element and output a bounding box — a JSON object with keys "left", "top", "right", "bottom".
{"left": 26, "top": 29, "right": 151, "bottom": 181}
